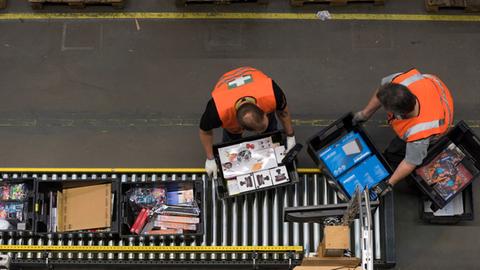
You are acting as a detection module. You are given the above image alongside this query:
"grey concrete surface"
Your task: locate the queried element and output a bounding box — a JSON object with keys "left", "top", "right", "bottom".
{"left": 0, "top": 1, "right": 479, "bottom": 269}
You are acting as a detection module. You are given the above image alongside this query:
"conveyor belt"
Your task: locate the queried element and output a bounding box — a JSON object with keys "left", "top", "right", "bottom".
{"left": 0, "top": 170, "right": 395, "bottom": 268}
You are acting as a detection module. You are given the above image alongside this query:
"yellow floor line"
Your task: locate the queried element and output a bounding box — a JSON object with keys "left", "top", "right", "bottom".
{"left": 0, "top": 12, "right": 479, "bottom": 22}
{"left": 0, "top": 167, "right": 321, "bottom": 173}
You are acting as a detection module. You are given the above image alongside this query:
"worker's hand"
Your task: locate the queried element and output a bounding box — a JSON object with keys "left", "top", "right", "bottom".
{"left": 286, "top": 135, "right": 296, "bottom": 153}
{"left": 352, "top": 111, "right": 369, "bottom": 125}
{"left": 370, "top": 181, "right": 393, "bottom": 200}
{"left": 205, "top": 158, "right": 218, "bottom": 179}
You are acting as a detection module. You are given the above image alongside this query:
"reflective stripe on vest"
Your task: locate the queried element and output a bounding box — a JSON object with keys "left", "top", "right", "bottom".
{"left": 423, "top": 74, "right": 454, "bottom": 127}
{"left": 398, "top": 73, "right": 424, "bottom": 87}
{"left": 402, "top": 119, "right": 445, "bottom": 140}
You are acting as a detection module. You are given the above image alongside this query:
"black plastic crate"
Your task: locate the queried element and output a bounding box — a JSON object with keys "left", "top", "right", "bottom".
{"left": 0, "top": 178, "right": 36, "bottom": 234}
{"left": 34, "top": 179, "right": 119, "bottom": 236}
{"left": 120, "top": 179, "right": 204, "bottom": 238}
{"left": 306, "top": 113, "right": 393, "bottom": 202}
{"left": 412, "top": 120, "right": 480, "bottom": 211}
{"left": 212, "top": 130, "right": 300, "bottom": 199}
{"left": 420, "top": 184, "right": 474, "bottom": 224}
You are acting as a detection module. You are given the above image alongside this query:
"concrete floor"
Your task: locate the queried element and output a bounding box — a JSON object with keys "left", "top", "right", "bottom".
{"left": 0, "top": 1, "right": 479, "bottom": 269}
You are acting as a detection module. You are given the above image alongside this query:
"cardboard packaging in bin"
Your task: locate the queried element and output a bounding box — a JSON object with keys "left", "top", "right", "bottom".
{"left": 213, "top": 131, "right": 301, "bottom": 199}
{"left": 34, "top": 179, "right": 119, "bottom": 236}
{"left": 412, "top": 120, "right": 480, "bottom": 211}
{"left": 306, "top": 113, "right": 393, "bottom": 201}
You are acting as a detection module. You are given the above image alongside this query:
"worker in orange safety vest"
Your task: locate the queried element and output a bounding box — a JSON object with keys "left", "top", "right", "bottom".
{"left": 353, "top": 68, "right": 454, "bottom": 197}
{"left": 199, "top": 67, "right": 296, "bottom": 179}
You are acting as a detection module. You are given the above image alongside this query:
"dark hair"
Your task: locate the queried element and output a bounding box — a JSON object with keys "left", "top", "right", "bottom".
{"left": 236, "top": 103, "right": 266, "bottom": 131}
{"left": 377, "top": 83, "right": 416, "bottom": 115}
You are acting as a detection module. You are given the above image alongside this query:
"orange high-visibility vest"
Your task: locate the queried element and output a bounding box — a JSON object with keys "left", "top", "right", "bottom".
{"left": 212, "top": 67, "right": 277, "bottom": 134}
{"left": 387, "top": 69, "right": 454, "bottom": 142}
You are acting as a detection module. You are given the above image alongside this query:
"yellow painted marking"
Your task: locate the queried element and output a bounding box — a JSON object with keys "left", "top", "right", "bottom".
{"left": 0, "top": 245, "right": 302, "bottom": 252}
{"left": 0, "top": 12, "right": 479, "bottom": 22}
{"left": 0, "top": 167, "right": 321, "bottom": 173}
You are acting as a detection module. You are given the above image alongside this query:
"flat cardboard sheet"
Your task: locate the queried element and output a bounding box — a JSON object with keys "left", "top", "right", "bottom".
{"left": 57, "top": 183, "right": 112, "bottom": 232}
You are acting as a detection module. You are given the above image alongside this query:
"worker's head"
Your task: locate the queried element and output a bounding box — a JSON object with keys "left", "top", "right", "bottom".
{"left": 377, "top": 83, "right": 417, "bottom": 117}
{"left": 236, "top": 103, "right": 269, "bottom": 133}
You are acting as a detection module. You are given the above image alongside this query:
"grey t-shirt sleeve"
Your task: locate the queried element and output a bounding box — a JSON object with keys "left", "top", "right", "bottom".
{"left": 381, "top": 72, "right": 402, "bottom": 86}
{"left": 405, "top": 138, "right": 430, "bottom": 166}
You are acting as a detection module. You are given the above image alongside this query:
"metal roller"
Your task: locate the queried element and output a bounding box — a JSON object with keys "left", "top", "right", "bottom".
{"left": 117, "top": 239, "right": 125, "bottom": 260}
{"left": 107, "top": 239, "right": 115, "bottom": 260}
{"left": 211, "top": 175, "right": 217, "bottom": 260}
{"left": 169, "top": 236, "right": 176, "bottom": 260}
{"left": 303, "top": 175, "right": 310, "bottom": 255}
{"left": 26, "top": 238, "right": 33, "bottom": 259}
{"left": 231, "top": 197, "right": 238, "bottom": 260}
{"left": 374, "top": 207, "right": 381, "bottom": 260}
{"left": 293, "top": 184, "right": 299, "bottom": 247}
{"left": 221, "top": 198, "right": 228, "bottom": 260}
{"left": 200, "top": 174, "right": 207, "bottom": 261}
{"left": 36, "top": 238, "right": 43, "bottom": 260}
{"left": 242, "top": 195, "right": 249, "bottom": 260}
{"left": 16, "top": 238, "right": 23, "bottom": 259}
{"left": 97, "top": 239, "right": 105, "bottom": 260}
{"left": 262, "top": 191, "right": 269, "bottom": 260}
{"left": 138, "top": 237, "right": 145, "bottom": 260}
{"left": 77, "top": 236, "right": 84, "bottom": 260}
{"left": 127, "top": 237, "right": 135, "bottom": 260}
{"left": 313, "top": 174, "right": 321, "bottom": 254}
{"left": 252, "top": 194, "right": 259, "bottom": 247}
{"left": 149, "top": 237, "right": 157, "bottom": 260}
{"left": 57, "top": 236, "right": 64, "bottom": 260}
{"left": 272, "top": 189, "right": 280, "bottom": 260}
{"left": 87, "top": 237, "right": 94, "bottom": 260}
{"left": 282, "top": 187, "right": 290, "bottom": 260}
{"left": 158, "top": 237, "right": 166, "bottom": 260}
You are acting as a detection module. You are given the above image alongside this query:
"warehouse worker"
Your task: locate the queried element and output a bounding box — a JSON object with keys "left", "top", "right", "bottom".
{"left": 199, "top": 67, "right": 296, "bottom": 179}
{"left": 353, "top": 68, "right": 454, "bottom": 197}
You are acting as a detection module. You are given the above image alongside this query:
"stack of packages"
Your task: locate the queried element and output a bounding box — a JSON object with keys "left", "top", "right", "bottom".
{"left": 218, "top": 136, "right": 291, "bottom": 196}
{"left": 0, "top": 183, "right": 29, "bottom": 230}
{"left": 128, "top": 184, "right": 200, "bottom": 235}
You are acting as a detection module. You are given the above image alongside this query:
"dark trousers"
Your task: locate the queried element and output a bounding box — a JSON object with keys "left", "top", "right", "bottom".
{"left": 222, "top": 112, "right": 278, "bottom": 143}
{"left": 383, "top": 136, "right": 421, "bottom": 193}
{"left": 383, "top": 136, "right": 407, "bottom": 170}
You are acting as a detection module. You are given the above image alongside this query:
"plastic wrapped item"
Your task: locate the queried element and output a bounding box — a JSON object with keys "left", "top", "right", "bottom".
{"left": 154, "top": 201, "right": 201, "bottom": 217}
{"left": 0, "top": 202, "right": 24, "bottom": 221}
{"left": 0, "top": 183, "right": 28, "bottom": 201}
{"left": 128, "top": 188, "right": 166, "bottom": 209}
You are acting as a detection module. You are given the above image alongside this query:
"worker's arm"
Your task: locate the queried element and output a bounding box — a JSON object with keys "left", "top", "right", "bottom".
{"left": 387, "top": 159, "right": 417, "bottom": 186}
{"left": 360, "top": 88, "right": 382, "bottom": 118}
{"left": 276, "top": 106, "right": 294, "bottom": 136}
{"left": 199, "top": 129, "right": 214, "bottom": 159}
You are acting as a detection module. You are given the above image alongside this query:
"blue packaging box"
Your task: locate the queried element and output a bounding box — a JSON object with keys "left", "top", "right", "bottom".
{"left": 338, "top": 155, "right": 390, "bottom": 197}
{"left": 318, "top": 131, "right": 372, "bottom": 177}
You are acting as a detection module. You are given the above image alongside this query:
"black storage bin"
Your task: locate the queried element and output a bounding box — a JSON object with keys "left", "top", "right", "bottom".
{"left": 0, "top": 178, "right": 36, "bottom": 234}
{"left": 120, "top": 179, "right": 204, "bottom": 238}
{"left": 212, "top": 130, "right": 300, "bottom": 199}
{"left": 412, "top": 121, "right": 480, "bottom": 211}
{"left": 306, "top": 113, "right": 393, "bottom": 202}
{"left": 34, "top": 179, "right": 119, "bottom": 236}
{"left": 420, "top": 184, "right": 474, "bottom": 224}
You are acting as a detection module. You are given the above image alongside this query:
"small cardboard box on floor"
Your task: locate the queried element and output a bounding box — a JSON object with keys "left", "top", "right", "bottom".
{"left": 295, "top": 225, "right": 360, "bottom": 270}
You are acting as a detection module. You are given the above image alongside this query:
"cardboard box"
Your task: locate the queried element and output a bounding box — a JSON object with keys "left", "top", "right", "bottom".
{"left": 57, "top": 183, "right": 112, "bottom": 232}
{"left": 321, "top": 225, "right": 350, "bottom": 257}
{"left": 295, "top": 252, "right": 360, "bottom": 270}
